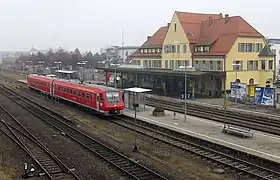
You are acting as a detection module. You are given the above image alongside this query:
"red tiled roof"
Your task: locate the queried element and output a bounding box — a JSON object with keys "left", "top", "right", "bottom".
{"left": 142, "top": 26, "right": 168, "bottom": 47}
{"left": 175, "top": 12, "right": 263, "bottom": 55}
{"left": 131, "top": 26, "right": 168, "bottom": 58}
{"left": 193, "top": 16, "right": 263, "bottom": 55}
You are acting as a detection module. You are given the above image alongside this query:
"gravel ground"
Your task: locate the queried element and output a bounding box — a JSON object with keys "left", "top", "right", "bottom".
{"left": 14, "top": 86, "right": 237, "bottom": 180}
{"left": 0, "top": 92, "right": 123, "bottom": 180}
{"left": 1, "top": 71, "right": 244, "bottom": 180}
{"left": 0, "top": 126, "right": 36, "bottom": 180}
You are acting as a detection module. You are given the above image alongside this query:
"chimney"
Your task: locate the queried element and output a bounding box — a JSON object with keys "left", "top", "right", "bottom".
{"left": 147, "top": 36, "right": 152, "bottom": 40}
{"left": 225, "top": 14, "right": 230, "bottom": 23}
{"left": 167, "top": 23, "right": 170, "bottom": 27}
{"left": 208, "top": 16, "right": 213, "bottom": 26}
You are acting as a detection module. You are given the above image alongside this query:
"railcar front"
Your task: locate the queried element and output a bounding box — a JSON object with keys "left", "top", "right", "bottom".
{"left": 102, "top": 90, "right": 125, "bottom": 115}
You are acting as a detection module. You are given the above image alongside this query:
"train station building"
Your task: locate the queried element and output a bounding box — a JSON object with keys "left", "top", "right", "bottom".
{"left": 100, "top": 11, "right": 275, "bottom": 98}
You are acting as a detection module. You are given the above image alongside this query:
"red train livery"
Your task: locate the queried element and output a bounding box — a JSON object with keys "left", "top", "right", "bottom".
{"left": 27, "top": 74, "right": 124, "bottom": 115}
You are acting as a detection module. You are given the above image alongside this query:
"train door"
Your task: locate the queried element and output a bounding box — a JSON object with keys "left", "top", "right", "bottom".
{"left": 50, "top": 80, "right": 55, "bottom": 96}
{"left": 96, "top": 93, "right": 100, "bottom": 111}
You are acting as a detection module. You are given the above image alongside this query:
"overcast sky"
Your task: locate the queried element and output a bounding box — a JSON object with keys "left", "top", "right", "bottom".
{"left": 0, "top": 0, "right": 278, "bottom": 52}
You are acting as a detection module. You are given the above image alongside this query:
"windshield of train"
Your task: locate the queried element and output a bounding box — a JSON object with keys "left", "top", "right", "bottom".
{"left": 106, "top": 91, "right": 120, "bottom": 104}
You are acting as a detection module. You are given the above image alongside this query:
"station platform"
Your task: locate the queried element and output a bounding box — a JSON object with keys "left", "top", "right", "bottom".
{"left": 148, "top": 95, "right": 280, "bottom": 118}
{"left": 123, "top": 106, "right": 280, "bottom": 164}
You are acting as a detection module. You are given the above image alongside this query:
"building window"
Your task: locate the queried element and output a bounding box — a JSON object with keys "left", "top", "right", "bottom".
{"left": 143, "top": 60, "right": 148, "bottom": 67}
{"left": 217, "top": 61, "right": 222, "bottom": 70}
{"left": 148, "top": 60, "right": 152, "bottom": 67}
{"left": 183, "top": 44, "right": 187, "bottom": 53}
{"left": 194, "top": 60, "right": 198, "bottom": 69}
{"left": 261, "top": 60, "right": 266, "bottom": 70}
{"left": 247, "top": 60, "right": 253, "bottom": 70}
{"left": 272, "top": 49, "right": 276, "bottom": 55}
{"left": 147, "top": 49, "right": 151, "bottom": 53}
{"left": 238, "top": 43, "right": 246, "bottom": 52}
{"left": 144, "top": 49, "right": 147, "bottom": 53}
{"left": 269, "top": 60, "right": 273, "bottom": 70}
{"left": 174, "top": 23, "right": 177, "bottom": 32}
{"left": 194, "top": 46, "right": 198, "bottom": 52}
{"left": 165, "top": 60, "right": 168, "bottom": 68}
{"left": 171, "top": 45, "right": 176, "bottom": 53}
{"left": 140, "top": 49, "right": 143, "bottom": 53}
{"left": 254, "top": 60, "right": 258, "bottom": 70}
{"left": 204, "top": 46, "right": 210, "bottom": 51}
{"left": 233, "top": 61, "right": 242, "bottom": 70}
{"left": 177, "top": 45, "right": 180, "bottom": 53}
{"left": 210, "top": 61, "right": 213, "bottom": 70}
{"left": 170, "top": 60, "right": 174, "bottom": 69}
{"left": 246, "top": 43, "right": 253, "bottom": 52}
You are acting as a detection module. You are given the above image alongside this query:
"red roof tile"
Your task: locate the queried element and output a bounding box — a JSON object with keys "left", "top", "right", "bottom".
{"left": 142, "top": 26, "right": 168, "bottom": 47}
{"left": 131, "top": 26, "right": 168, "bottom": 58}
{"left": 194, "top": 16, "right": 263, "bottom": 55}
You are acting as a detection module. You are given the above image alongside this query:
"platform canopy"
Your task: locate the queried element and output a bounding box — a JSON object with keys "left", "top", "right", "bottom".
{"left": 124, "top": 87, "right": 152, "bottom": 93}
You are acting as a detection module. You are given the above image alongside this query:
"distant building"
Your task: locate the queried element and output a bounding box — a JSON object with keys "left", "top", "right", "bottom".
{"left": 268, "top": 38, "right": 280, "bottom": 75}
{"left": 117, "top": 46, "right": 140, "bottom": 63}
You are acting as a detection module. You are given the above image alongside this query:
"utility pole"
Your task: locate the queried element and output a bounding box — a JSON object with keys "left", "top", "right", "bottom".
{"left": 122, "top": 28, "right": 124, "bottom": 63}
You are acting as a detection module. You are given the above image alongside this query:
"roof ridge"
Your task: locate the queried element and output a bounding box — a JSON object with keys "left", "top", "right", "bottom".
{"left": 175, "top": 11, "right": 221, "bottom": 15}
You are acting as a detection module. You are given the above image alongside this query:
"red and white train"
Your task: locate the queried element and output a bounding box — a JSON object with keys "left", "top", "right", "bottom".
{"left": 26, "top": 74, "right": 125, "bottom": 115}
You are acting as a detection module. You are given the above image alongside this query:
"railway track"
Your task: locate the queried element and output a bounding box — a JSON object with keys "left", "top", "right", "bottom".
{"left": 113, "top": 117, "right": 280, "bottom": 180}
{"left": 0, "top": 84, "right": 167, "bottom": 180}
{"left": 0, "top": 106, "right": 80, "bottom": 180}
{"left": 145, "top": 97, "right": 280, "bottom": 136}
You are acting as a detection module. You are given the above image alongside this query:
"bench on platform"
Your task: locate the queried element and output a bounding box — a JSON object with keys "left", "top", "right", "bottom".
{"left": 222, "top": 124, "right": 254, "bottom": 138}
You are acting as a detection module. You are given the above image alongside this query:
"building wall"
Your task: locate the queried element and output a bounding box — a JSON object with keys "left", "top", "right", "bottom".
{"left": 162, "top": 13, "right": 192, "bottom": 68}
{"left": 131, "top": 57, "right": 162, "bottom": 68}
{"left": 225, "top": 36, "right": 273, "bottom": 90}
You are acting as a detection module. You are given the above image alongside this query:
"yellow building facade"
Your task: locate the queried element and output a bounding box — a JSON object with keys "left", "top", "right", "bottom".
{"left": 161, "top": 14, "right": 192, "bottom": 68}
{"left": 131, "top": 11, "right": 275, "bottom": 96}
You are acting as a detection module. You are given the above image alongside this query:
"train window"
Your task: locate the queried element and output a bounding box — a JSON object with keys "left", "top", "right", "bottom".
{"left": 70, "top": 89, "right": 73, "bottom": 94}
{"left": 64, "top": 88, "right": 66, "bottom": 92}
{"left": 78, "top": 91, "right": 81, "bottom": 96}
{"left": 67, "top": 88, "right": 70, "bottom": 93}
{"left": 99, "top": 94, "right": 103, "bottom": 101}
{"left": 90, "top": 94, "right": 92, "bottom": 99}
{"left": 58, "top": 86, "right": 60, "bottom": 90}
{"left": 73, "top": 91, "right": 76, "bottom": 95}
{"left": 82, "top": 92, "right": 85, "bottom": 97}
{"left": 86, "top": 93, "right": 89, "bottom": 99}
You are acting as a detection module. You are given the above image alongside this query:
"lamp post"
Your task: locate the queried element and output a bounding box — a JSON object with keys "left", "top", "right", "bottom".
{"left": 132, "top": 102, "right": 139, "bottom": 152}
{"left": 114, "top": 64, "right": 120, "bottom": 88}
{"left": 232, "top": 63, "right": 241, "bottom": 102}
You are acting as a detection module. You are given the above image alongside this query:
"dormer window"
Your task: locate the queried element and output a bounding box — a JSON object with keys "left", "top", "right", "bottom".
{"left": 152, "top": 49, "right": 155, "bottom": 53}
{"left": 140, "top": 49, "right": 144, "bottom": 53}
{"left": 204, "top": 46, "right": 210, "bottom": 51}
{"left": 148, "top": 49, "right": 151, "bottom": 53}
{"left": 194, "top": 47, "right": 198, "bottom": 52}
{"left": 144, "top": 49, "right": 147, "bottom": 53}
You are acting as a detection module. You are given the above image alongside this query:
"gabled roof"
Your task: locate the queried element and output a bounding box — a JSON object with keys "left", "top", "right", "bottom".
{"left": 193, "top": 16, "right": 263, "bottom": 56}
{"left": 176, "top": 11, "right": 222, "bottom": 43}
{"left": 142, "top": 26, "right": 168, "bottom": 48}
{"left": 130, "top": 26, "right": 168, "bottom": 58}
